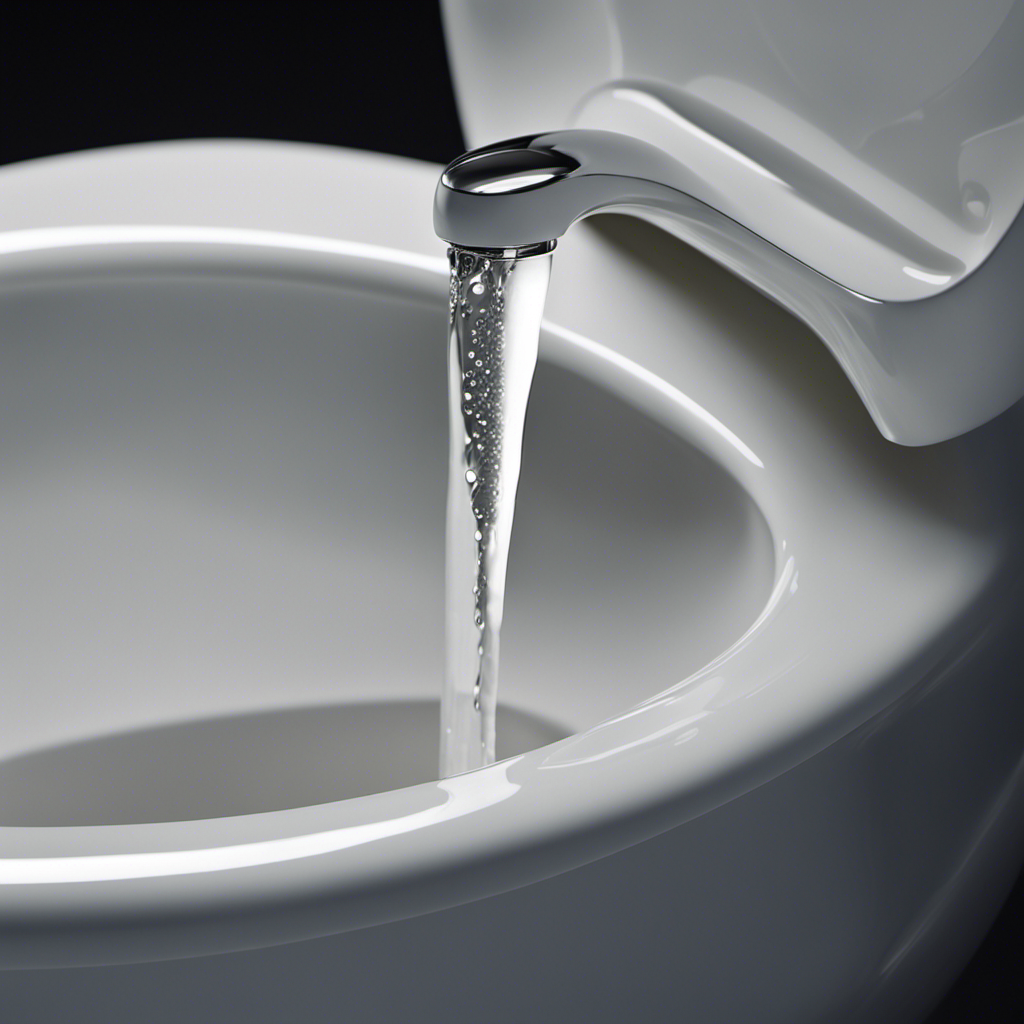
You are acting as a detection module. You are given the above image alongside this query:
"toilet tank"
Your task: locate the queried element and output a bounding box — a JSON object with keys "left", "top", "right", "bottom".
{"left": 441, "top": 0, "right": 1024, "bottom": 444}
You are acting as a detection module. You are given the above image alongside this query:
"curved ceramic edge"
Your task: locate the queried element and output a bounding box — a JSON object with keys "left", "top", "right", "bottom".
{"left": 636, "top": 200, "right": 1024, "bottom": 447}
{"left": 0, "top": 141, "right": 1014, "bottom": 967}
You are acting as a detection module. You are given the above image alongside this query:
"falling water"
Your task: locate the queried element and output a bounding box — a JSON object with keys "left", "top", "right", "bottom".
{"left": 440, "top": 244, "right": 553, "bottom": 777}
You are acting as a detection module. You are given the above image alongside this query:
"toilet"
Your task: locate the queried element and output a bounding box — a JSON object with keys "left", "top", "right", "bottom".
{"left": 0, "top": 3, "right": 1023, "bottom": 1022}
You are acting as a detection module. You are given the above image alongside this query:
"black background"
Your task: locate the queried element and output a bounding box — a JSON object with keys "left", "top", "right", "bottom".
{"left": 1, "top": 5, "right": 1020, "bottom": 1021}
{"left": 0, "top": 8, "right": 465, "bottom": 170}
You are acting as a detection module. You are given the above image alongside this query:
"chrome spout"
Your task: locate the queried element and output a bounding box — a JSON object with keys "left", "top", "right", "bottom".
{"left": 433, "top": 129, "right": 718, "bottom": 252}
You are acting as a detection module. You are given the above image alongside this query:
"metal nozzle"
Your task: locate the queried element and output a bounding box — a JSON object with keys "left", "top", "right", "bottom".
{"left": 433, "top": 129, "right": 711, "bottom": 252}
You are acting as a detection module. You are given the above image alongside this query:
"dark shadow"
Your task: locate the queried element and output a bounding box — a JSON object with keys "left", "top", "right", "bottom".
{"left": 924, "top": 868, "right": 1024, "bottom": 1021}
{"left": 0, "top": 702, "right": 569, "bottom": 827}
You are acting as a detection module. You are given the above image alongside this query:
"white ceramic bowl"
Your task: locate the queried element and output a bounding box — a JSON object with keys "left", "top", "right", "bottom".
{"left": 0, "top": 142, "right": 1021, "bottom": 1024}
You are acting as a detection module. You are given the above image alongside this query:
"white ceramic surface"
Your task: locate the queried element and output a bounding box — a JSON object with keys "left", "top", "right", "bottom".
{"left": 0, "top": 142, "right": 1022, "bottom": 1024}
{"left": 442, "top": 1, "right": 1024, "bottom": 444}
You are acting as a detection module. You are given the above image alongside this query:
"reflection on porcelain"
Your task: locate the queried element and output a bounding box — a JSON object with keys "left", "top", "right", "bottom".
{"left": 0, "top": 223, "right": 448, "bottom": 274}
{"left": 0, "top": 761, "right": 522, "bottom": 887}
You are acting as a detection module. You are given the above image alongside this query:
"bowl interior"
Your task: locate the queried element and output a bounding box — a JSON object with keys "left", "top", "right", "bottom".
{"left": 0, "top": 253, "right": 773, "bottom": 825}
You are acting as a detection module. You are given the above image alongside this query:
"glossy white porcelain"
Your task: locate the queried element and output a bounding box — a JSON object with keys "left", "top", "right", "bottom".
{"left": 0, "top": 142, "right": 1021, "bottom": 1023}
{"left": 443, "top": 1, "right": 1024, "bottom": 444}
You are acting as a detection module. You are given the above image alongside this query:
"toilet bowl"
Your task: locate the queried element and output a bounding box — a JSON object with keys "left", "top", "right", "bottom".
{"left": 0, "top": 141, "right": 1021, "bottom": 1023}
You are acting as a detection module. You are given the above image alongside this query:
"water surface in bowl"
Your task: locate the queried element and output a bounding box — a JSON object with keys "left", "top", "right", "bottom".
{"left": 0, "top": 701, "right": 567, "bottom": 826}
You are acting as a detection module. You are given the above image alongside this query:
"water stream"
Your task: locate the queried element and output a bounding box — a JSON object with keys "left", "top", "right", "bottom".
{"left": 440, "top": 245, "right": 553, "bottom": 777}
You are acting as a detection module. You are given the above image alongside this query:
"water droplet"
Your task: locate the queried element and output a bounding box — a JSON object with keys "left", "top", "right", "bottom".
{"left": 465, "top": 470, "right": 477, "bottom": 484}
